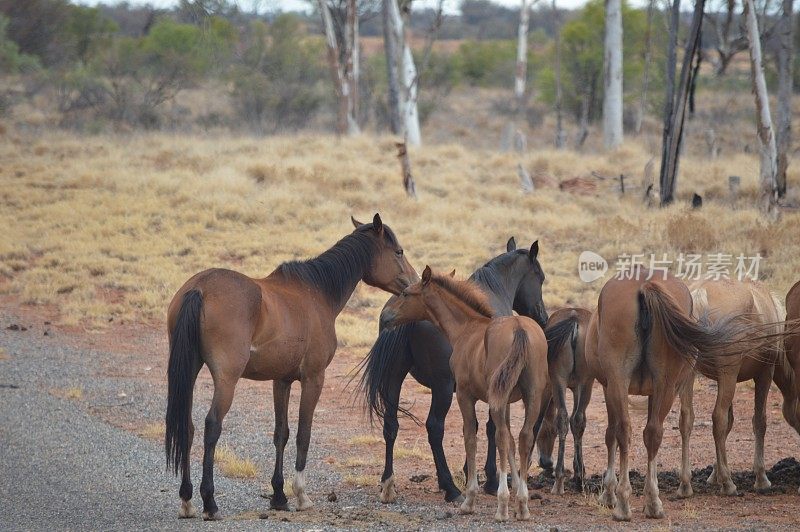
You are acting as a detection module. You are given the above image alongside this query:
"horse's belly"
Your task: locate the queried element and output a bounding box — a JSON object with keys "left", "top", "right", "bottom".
{"left": 242, "top": 346, "right": 303, "bottom": 381}
{"left": 628, "top": 378, "right": 653, "bottom": 396}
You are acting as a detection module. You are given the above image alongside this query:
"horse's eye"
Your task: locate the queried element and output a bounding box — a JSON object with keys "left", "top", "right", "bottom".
{"left": 396, "top": 249, "right": 404, "bottom": 257}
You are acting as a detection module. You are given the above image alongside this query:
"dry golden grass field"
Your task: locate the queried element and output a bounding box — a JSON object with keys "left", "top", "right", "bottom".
{"left": 1, "top": 128, "right": 799, "bottom": 343}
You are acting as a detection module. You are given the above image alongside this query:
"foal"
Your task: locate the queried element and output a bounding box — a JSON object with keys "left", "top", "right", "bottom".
{"left": 381, "top": 266, "right": 549, "bottom": 521}
{"left": 538, "top": 307, "right": 593, "bottom": 494}
{"left": 586, "top": 269, "right": 744, "bottom": 521}
{"left": 688, "top": 278, "right": 785, "bottom": 495}
{"left": 164, "top": 214, "right": 417, "bottom": 519}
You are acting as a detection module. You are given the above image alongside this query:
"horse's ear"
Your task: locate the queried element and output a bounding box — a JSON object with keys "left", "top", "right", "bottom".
{"left": 449, "top": 269, "right": 456, "bottom": 277}
{"left": 506, "top": 236, "right": 516, "bottom": 252}
{"left": 529, "top": 240, "right": 539, "bottom": 261}
{"left": 351, "top": 216, "right": 364, "bottom": 229}
{"left": 422, "top": 265, "right": 432, "bottom": 285}
{"left": 372, "top": 213, "right": 384, "bottom": 235}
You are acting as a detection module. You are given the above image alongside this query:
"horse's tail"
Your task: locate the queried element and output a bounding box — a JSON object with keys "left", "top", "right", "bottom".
{"left": 357, "top": 322, "right": 418, "bottom": 425}
{"left": 545, "top": 314, "right": 580, "bottom": 366}
{"left": 165, "top": 289, "right": 203, "bottom": 477}
{"left": 489, "top": 327, "right": 529, "bottom": 414}
{"left": 637, "top": 282, "right": 743, "bottom": 377}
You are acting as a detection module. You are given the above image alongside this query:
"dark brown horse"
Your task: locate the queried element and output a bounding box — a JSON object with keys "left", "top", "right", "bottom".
{"left": 538, "top": 307, "right": 593, "bottom": 494}
{"left": 774, "top": 280, "right": 800, "bottom": 474}
{"left": 586, "top": 268, "right": 745, "bottom": 521}
{"left": 164, "top": 214, "right": 417, "bottom": 520}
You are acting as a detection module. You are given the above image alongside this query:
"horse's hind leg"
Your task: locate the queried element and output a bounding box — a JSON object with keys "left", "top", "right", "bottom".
{"left": 293, "top": 373, "right": 326, "bottom": 511}
{"left": 516, "top": 385, "right": 545, "bottom": 521}
{"left": 178, "top": 363, "right": 203, "bottom": 518}
{"left": 753, "top": 370, "right": 772, "bottom": 490}
{"left": 677, "top": 375, "right": 695, "bottom": 498}
{"left": 598, "top": 385, "right": 618, "bottom": 509}
{"left": 489, "top": 404, "right": 511, "bottom": 522}
{"left": 603, "top": 378, "right": 631, "bottom": 521}
{"left": 378, "top": 368, "right": 406, "bottom": 504}
{"left": 570, "top": 380, "right": 593, "bottom": 492}
{"left": 643, "top": 387, "right": 674, "bottom": 519}
{"left": 536, "top": 390, "right": 557, "bottom": 475}
{"left": 427, "top": 382, "right": 463, "bottom": 503}
{"left": 199, "top": 374, "right": 239, "bottom": 521}
{"left": 709, "top": 374, "right": 738, "bottom": 495}
{"left": 551, "top": 379, "right": 569, "bottom": 495}
{"left": 269, "top": 379, "right": 292, "bottom": 510}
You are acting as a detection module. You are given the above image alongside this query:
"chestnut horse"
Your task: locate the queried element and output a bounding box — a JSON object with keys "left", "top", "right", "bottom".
{"left": 688, "top": 278, "right": 786, "bottom": 495}
{"left": 381, "top": 266, "right": 549, "bottom": 521}
{"left": 586, "top": 268, "right": 745, "bottom": 521}
{"left": 358, "top": 238, "right": 548, "bottom": 504}
{"left": 538, "top": 307, "right": 593, "bottom": 494}
{"left": 164, "top": 214, "right": 417, "bottom": 519}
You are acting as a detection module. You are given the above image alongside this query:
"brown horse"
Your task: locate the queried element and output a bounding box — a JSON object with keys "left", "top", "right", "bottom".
{"left": 380, "top": 266, "right": 549, "bottom": 521}
{"left": 164, "top": 214, "right": 417, "bottom": 520}
{"left": 537, "top": 307, "right": 593, "bottom": 495}
{"left": 586, "top": 268, "right": 745, "bottom": 521}
{"left": 774, "top": 280, "right": 800, "bottom": 474}
{"left": 688, "top": 278, "right": 785, "bottom": 495}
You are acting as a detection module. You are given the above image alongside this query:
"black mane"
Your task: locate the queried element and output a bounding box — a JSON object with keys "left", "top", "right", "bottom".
{"left": 275, "top": 224, "right": 397, "bottom": 307}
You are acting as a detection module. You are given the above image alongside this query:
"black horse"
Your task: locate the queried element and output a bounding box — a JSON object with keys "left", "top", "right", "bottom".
{"left": 358, "top": 238, "right": 549, "bottom": 503}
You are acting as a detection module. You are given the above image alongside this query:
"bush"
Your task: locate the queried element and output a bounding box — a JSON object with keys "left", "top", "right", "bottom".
{"left": 0, "top": 14, "right": 39, "bottom": 73}
{"left": 454, "top": 39, "right": 516, "bottom": 87}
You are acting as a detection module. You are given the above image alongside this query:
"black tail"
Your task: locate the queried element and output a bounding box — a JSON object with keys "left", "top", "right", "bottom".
{"left": 165, "top": 289, "right": 203, "bottom": 477}
{"left": 545, "top": 315, "right": 580, "bottom": 365}
{"left": 356, "top": 322, "right": 417, "bottom": 425}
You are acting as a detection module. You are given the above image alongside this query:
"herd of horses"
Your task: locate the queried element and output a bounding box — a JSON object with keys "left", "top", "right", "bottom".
{"left": 164, "top": 214, "right": 800, "bottom": 523}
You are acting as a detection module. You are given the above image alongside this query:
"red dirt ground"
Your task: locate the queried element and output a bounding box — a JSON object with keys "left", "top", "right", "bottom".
{"left": 5, "top": 296, "right": 800, "bottom": 530}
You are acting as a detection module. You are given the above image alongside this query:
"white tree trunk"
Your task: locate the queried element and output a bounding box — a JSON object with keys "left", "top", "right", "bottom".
{"left": 514, "top": 0, "right": 530, "bottom": 110}
{"left": 553, "top": 0, "right": 565, "bottom": 148}
{"left": 318, "top": 0, "right": 360, "bottom": 135}
{"left": 603, "top": 0, "right": 623, "bottom": 150}
{"left": 345, "top": 0, "right": 360, "bottom": 134}
{"left": 745, "top": 0, "right": 778, "bottom": 216}
{"left": 386, "top": 0, "right": 421, "bottom": 146}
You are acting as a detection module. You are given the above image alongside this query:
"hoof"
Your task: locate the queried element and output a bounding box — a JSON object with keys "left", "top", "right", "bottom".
{"left": 296, "top": 495, "right": 314, "bottom": 511}
{"left": 676, "top": 483, "right": 694, "bottom": 499}
{"left": 644, "top": 500, "right": 665, "bottom": 519}
{"left": 380, "top": 476, "right": 398, "bottom": 504}
{"left": 598, "top": 490, "right": 616, "bottom": 508}
{"left": 444, "top": 491, "right": 464, "bottom": 504}
{"left": 551, "top": 479, "right": 565, "bottom": 496}
{"left": 516, "top": 500, "right": 530, "bottom": 521}
{"left": 459, "top": 503, "right": 474, "bottom": 515}
{"left": 483, "top": 481, "right": 499, "bottom": 496}
{"left": 754, "top": 477, "right": 771, "bottom": 491}
{"left": 202, "top": 511, "right": 222, "bottom": 521}
{"left": 269, "top": 496, "right": 290, "bottom": 511}
{"left": 612, "top": 508, "right": 631, "bottom": 522}
{"left": 720, "top": 481, "right": 738, "bottom": 496}
{"left": 494, "top": 509, "right": 510, "bottom": 522}
{"left": 178, "top": 500, "right": 197, "bottom": 518}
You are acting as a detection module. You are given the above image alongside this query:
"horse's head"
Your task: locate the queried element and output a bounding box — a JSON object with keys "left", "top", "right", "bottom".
{"left": 351, "top": 213, "right": 418, "bottom": 296}
{"left": 379, "top": 265, "right": 440, "bottom": 327}
{"left": 507, "top": 238, "right": 548, "bottom": 328}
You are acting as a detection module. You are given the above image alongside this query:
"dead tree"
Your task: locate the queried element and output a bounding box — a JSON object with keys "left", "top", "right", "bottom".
{"left": 745, "top": 0, "right": 778, "bottom": 217}
{"left": 603, "top": 0, "right": 623, "bottom": 150}
{"left": 659, "top": 0, "right": 705, "bottom": 206}
{"left": 635, "top": 0, "right": 656, "bottom": 135}
{"left": 553, "top": 0, "right": 566, "bottom": 148}
{"left": 384, "top": 0, "right": 421, "bottom": 146}
{"left": 775, "top": 0, "right": 793, "bottom": 197}
{"left": 318, "top": 0, "right": 359, "bottom": 135}
{"left": 706, "top": 0, "right": 780, "bottom": 77}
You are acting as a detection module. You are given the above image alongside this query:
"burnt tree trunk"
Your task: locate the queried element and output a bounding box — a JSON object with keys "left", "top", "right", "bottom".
{"left": 659, "top": 0, "right": 704, "bottom": 206}
{"left": 776, "top": 0, "right": 793, "bottom": 197}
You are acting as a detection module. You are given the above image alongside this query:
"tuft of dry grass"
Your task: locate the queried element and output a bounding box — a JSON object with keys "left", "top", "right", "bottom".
{"left": 344, "top": 474, "right": 376, "bottom": 487}
{"left": 1, "top": 130, "right": 798, "bottom": 348}
{"left": 138, "top": 422, "right": 165, "bottom": 440}
{"left": 0, "top": 347, "right": 9, "bottom": 360}
{"left": 50, "top": 386, "right": 84, "bottom": 400}
{"left": 347, "top": 434, "right": 383, "bottom": 446}
{"left": 215, "top": 445, "right": 259, "bottom": 479}
{"left": 394, "top": 444, "right": 427, "bottom": 460}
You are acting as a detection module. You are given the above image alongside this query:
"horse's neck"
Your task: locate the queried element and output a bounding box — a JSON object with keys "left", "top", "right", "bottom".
{"left": 473, "top": 265, "right": 516, "bottom": 316}
{"left": 423, "top": 288, "right": 487, "bottom": 343}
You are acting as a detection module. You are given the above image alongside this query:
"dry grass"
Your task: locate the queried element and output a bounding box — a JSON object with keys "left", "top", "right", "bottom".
{"left": 50, "top": 386, "right": 84, "bottom": 400}
{"left": 347, "top": 434, "right": 384, "bottom": 446}
{"left": 1, "top": 130, "right": 799, "bottom": 345}
{"left": 394, "top": 443, "right": 427, "bottom": 460}
{"left": 138, "top": 422, "right": 165, "bottom": 440}
{"left": 0, "top": 347, "right": 9, "bottom": 360}
{"left": 343, "top": 474, "right": 376, "bottom": 487}
{"left": 215, "top": 445, "right": 259, "bottom": 479}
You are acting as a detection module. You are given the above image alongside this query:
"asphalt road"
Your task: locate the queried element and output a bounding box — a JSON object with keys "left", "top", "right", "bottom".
{"left": 0, "top": 316, "right": 274, "bottom": 531}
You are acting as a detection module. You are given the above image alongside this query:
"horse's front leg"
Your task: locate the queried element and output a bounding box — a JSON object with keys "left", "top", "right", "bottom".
{"left": 269, "top": 379, "right": 292, "bottom": 510}
{"left": 293, "top": 373, "right": 325, "bottom": 511}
